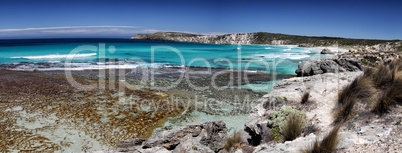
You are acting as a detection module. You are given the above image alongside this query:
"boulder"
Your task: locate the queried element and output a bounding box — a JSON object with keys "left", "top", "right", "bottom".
{"left": 320, "top": 48, "right": 333, "bottom": 54}
{"left": 295, "top": 58, "right": 363, "bottom": 77}
{"left": 172, "top": 135, "right": 214, "bottom": 153}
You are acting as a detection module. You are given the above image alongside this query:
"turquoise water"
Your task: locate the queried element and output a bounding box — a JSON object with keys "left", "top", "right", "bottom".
{"left": 0, "top": 39, "right": 323, "bottom": 76}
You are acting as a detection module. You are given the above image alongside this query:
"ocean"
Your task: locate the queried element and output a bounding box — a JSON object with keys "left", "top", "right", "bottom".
{"left": 0, "top": 38, "right": 326, "bottom": 151}
{"left": 0, "top": 38, "right": 323, "bottom": 74}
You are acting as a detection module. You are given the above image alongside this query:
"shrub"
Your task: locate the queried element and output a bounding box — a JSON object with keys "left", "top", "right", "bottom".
{"left": 271, "top": 127, "right": 281, "bottom": 141}
{"left": 224, "top": 131, "right": 241, "bottom": 151}
{"left": 301, "top": 125, "right": 341, "bottom": 153}
{"left": 281, "top": 114, "right": 305, "bottom": 141}
{"left": 267, "top": 105, "right": 306, "bottom": 129}
{"left": 301, "top": 92, "right": 310, "bottom": 104}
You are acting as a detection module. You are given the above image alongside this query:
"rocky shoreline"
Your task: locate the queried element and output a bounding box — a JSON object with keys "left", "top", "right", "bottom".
{"left": 1, "top": 41, "right": 401, "bottom": 152}
{"left": 100, "top": 47, "right": 401, "bottom": 153}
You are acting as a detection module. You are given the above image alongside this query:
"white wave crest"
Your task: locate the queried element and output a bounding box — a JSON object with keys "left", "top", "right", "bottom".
{"left": 256, "top": 53, "right": 310, "bottom": 60}
{"left": 11, "top": 53, "right": 97, "bottom": 59}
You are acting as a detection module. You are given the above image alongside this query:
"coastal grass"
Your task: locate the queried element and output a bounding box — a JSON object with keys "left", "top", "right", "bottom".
{"left": 301, "top": 92, "right": 310, "bottom": 104}
{"left": 301, "top": 124, "right": 341, "bottom": 153}
{"left": 224, "top": 130, "right": 242, "bottom": 151}
{"left": 372, "top": 59, "right": 402, "bottom": 114}
{"left": 334, "top": 75, "right": 375, "bottom": 123}
{"left": 334, "top": 59, "right": 402, "bottom": 122}
{"left": 281, "top": 114, "right": 305, "bottom": 141}
{"left": 373, "top": 78, "right": 402, "bottom": 114}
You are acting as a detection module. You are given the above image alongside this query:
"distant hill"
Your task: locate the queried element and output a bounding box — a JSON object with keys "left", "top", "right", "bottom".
{"left": 131, "top": 32, "right": 401, "bottom": 48}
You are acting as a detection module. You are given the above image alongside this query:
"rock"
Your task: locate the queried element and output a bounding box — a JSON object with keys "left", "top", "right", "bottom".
{"left": 295, "top": 58, "right": 363, "bottom": 77}
{"left": 320, "top": 48, "right": 333, "bottom": 54}
{"left": 131, "top": 32, "right": 255, "bottom": 45}
{"left": 252, "top": 133, "right": 317, "bottom": 153}
{"left": 113, "top": 121, "right": 227, "bottom": 152}
{"left": 114, "top": 139, "right": 146, "bottom": 152}
{"left": 172, "top": 135, "right": 214, "bottom": 153}
{"left": 244, "top": 96, "right": 287, "bottom": 145}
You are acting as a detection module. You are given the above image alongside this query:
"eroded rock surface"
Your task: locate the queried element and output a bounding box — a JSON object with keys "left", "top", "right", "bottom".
{"left": 113, "top": 121, "right": 227, "bottom": 153}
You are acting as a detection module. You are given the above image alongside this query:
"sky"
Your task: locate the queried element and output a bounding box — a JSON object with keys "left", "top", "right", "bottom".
{"left": 0, "top": 0, "right": 401, "bottom": 40}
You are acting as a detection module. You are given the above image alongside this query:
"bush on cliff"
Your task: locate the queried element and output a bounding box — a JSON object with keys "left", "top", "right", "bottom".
{"left": 267, "top": 105, "right": 306, "bottom": 141}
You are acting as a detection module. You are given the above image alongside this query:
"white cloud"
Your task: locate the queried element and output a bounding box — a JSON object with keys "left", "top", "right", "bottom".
{"left": 0, "top": 26, "right": 139, "bottom": 32}
{"left": 0, "top": 25, "right": 227, "bottom": 38}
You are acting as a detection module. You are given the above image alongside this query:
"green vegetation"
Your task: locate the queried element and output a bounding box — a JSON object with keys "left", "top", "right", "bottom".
{"left": 251, "top": 32, "right": 400, "bottom": 46}
{"left": 361, "top": 59, "right": 369, "bottom": 66}
{"left": 301, "top": 125, "right": 341, "bottom": 153}
{"left": 224, "top": 130, "right": 242, "bottom": 151}
{"left": 271, "top": 127, "right": 281, "bottom": 141}
{"left": 267, "top": 105, "right": 306, "bottom": 141}
{"left": 268, "top": 105, "right": 306, "bottom": 129}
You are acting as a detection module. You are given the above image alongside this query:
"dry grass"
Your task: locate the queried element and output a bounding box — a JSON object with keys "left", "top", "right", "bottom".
{"left": 281, "top": 114, "right": 305, "bottom": 141}
{"left": 372, "top": 59, "right": 402, "bottom": 114}
{"left": 374, "top": 79, "right": 402, "bottom": 114}
{"left": 224, "top": 131, "right": 242, "bottom": 151}
{"left": 301, "top": 92, "right": 310, "bottom": 104}
{"left": 334, "top": 75, "right": 375, "bottom": 123}
{"left": 372, "top": 64, "right": 396, "bottom": 87}
{"left": 301, "top": 124, "right": 341, "bottom": 153}
{"left": 334, "top": 59, "right": 402, "bottom": 122}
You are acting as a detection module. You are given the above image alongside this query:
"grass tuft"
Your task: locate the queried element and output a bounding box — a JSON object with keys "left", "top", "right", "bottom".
{"left": 281, "top": 114, "right": 305, "bottom": 141}
{"left": 372, "top": 64, "right": 396, "bottom": 87}
{"left": 334, "top": 75, "right": 374, "bottom": 123}
{"left": 301, "top": 92, "right": 310, "bottom": 104}
{"left": 301, "top": 124, "right": 341, "bottom": 153}
{"left": 224, "top": 131, "right": 242, "bottom": 151}
{"left": 373, "top": 79, "right": 402, "bottom": 114}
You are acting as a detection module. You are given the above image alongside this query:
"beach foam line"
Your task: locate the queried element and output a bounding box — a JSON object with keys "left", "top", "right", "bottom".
{"left": 11, "top": 53, "right": 97, "bottom": 59}
{"left": 256, "top": 53, "right": 310, "bottom": 60}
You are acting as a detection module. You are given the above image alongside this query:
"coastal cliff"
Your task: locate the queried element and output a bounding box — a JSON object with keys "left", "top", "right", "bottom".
{"left": 131, "top": 32, "right": 256, "bottom": 45}
{"left": 131, "top": 32, "right": 402, "bottom": 48}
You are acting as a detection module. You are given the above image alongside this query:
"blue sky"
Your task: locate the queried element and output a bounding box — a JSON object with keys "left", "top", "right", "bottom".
{"left": 0, "top": 0, "right": 401, "bottom": 39}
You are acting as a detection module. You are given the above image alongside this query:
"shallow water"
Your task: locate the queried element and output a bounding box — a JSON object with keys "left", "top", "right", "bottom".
{"left": 0, "top": 39, "right": 323, "bottom": 75}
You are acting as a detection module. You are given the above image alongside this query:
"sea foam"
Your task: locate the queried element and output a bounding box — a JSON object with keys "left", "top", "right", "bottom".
{"left": 11, "top": 53, "right": 97, "bottom": 59}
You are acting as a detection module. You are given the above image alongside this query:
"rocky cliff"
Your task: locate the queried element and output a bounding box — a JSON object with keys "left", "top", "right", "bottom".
{"left": 131, "top": 32, "right": 257, "bottom": 45}
{"left": 131, "top": 32, "right": 402, "bottom": 47}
